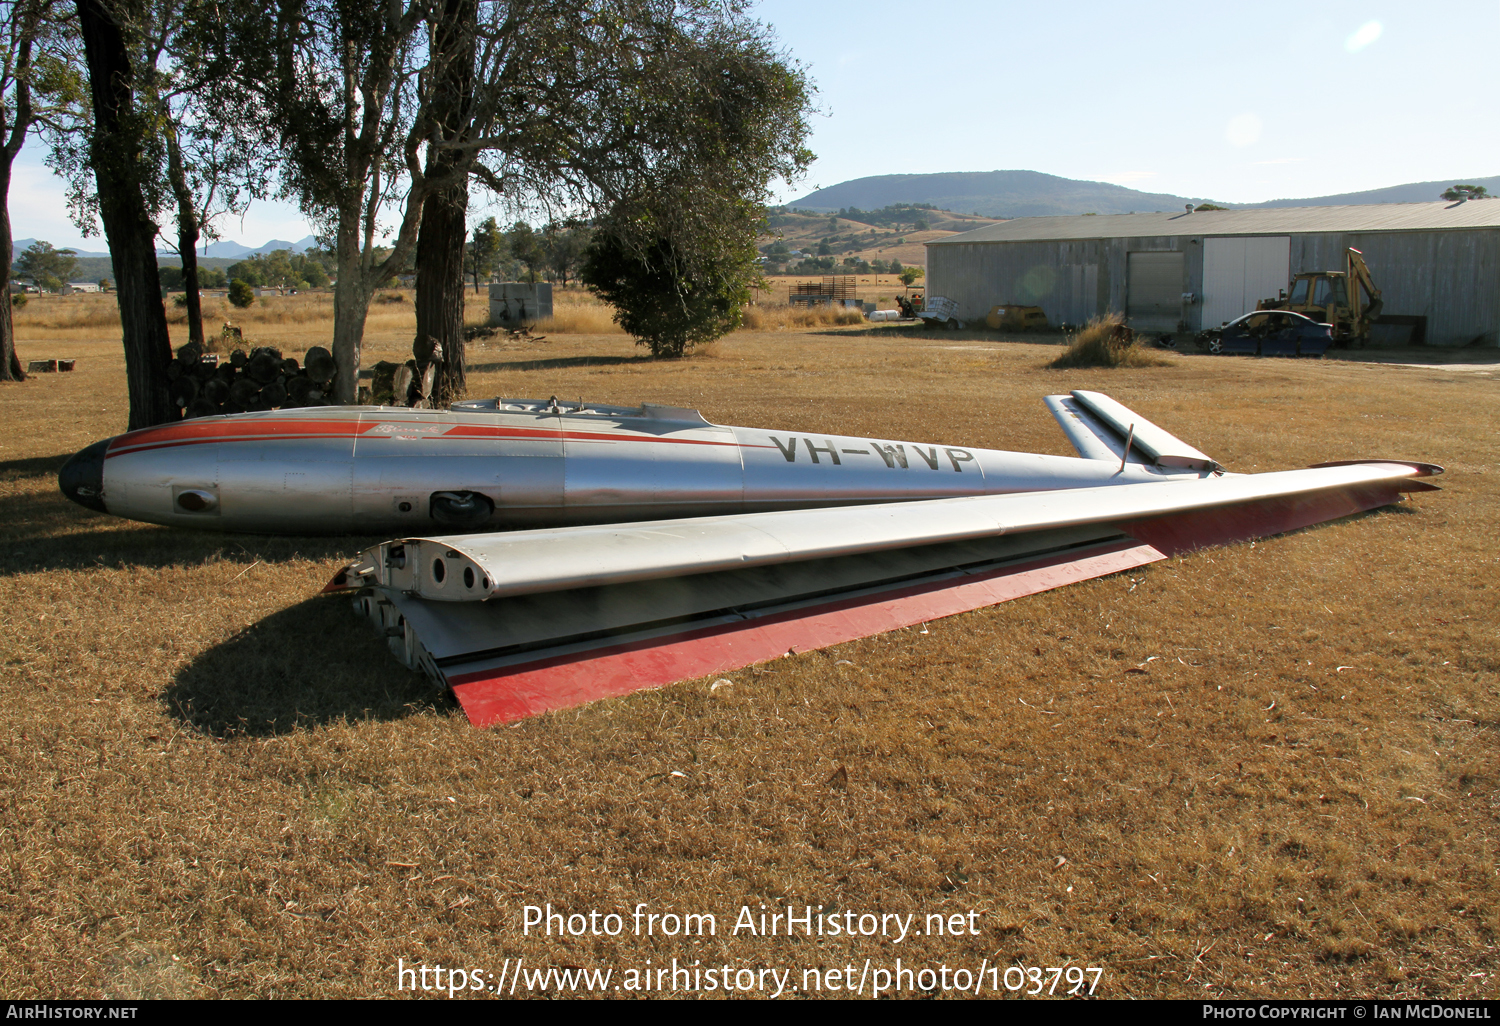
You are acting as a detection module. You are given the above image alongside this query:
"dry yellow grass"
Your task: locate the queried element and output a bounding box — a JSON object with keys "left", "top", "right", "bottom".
{"left": 1049, "top": 315, "right": 1175, "bottom": 369}
{"left": 1, "top": 315, "right": 1498, "bottom": 999}
{"left": 13, "top": 291, "right": 425, "bottom": 350}
{"left": 741, "top": 304, "right": 866, "bottom": 331}
{"left": 532, "top": 289, "right": 623, "bottom": 334}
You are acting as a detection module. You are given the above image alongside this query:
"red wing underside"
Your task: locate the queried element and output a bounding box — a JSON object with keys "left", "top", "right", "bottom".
{"left": 451, "top": 538, "right": 1163, "bottom": 728}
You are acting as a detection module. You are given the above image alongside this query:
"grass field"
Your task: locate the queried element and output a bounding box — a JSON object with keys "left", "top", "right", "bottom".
{"left": 2, "top": 307, "right": 1498, "bottom": 999}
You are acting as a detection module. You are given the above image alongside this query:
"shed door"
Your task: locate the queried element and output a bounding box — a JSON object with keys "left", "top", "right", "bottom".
{"left": 1126, "top": 251, "right": 1185, "bottom": 331}
{"left": 1202, "top": 236, "right": 1291, "bottom": 328}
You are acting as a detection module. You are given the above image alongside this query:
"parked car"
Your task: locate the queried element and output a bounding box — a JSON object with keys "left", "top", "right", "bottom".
{"left": 1196, "top": 310, "right": 1333, "bottom": 357}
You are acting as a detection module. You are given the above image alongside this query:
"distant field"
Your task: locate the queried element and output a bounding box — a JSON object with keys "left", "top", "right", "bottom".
{"left": 1, "top": 319, "right": 1497, "bottom": 998}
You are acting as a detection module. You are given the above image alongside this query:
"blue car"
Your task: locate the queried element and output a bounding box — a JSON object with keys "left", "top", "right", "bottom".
{"left": 1199, "top": 310, "right": 1334, "bottom": 357}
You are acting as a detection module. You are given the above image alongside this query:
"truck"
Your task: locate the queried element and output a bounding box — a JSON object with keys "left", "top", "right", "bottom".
{"left": 1257, "top": 247, "right": 1383, "bottom": 346}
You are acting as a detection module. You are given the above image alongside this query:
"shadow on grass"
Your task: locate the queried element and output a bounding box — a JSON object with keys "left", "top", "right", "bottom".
{"left": 466, "top": 354, "right": 656, "bottom": 374}
{"left": 0, "top": 453, "right": 72, "bottom": 478}
{"left": 164, "top": 594, "right": 456, "bottom": 737}
{"left": 0, "top": 487, "right": 378, "bottom": 577}
{"left": 804, "top": 324, "right": 1067, "bottom": 345}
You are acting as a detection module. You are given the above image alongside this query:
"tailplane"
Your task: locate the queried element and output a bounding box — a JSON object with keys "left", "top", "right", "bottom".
{"left": 1045, "top": 390, "right": 1222, "bottom": 473}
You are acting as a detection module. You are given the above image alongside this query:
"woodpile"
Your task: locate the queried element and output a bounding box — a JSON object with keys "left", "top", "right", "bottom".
{"left": 366, "top": 335, "right": 462, "bottom": 408}
{"left": 173, "top": 341, "right": 338, "bottom": 418}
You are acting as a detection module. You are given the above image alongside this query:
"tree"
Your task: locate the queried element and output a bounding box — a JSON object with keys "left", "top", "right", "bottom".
{"left": 227, "top": 278, "right": 253, "bottom": 307}
{"left": 202, "top": 0, "right": 813, "bottom": 403}
{"left": 206, "top": 0, "right": 429, "bottom": 402}
{"left": 78, "top": 0, "right": 176, "bottom": 428}
{"left": 543, "top": 221, "right": 588, "bottom": 287}
{"left": 1442, "top": 184, "right": 1489, "bottom": 202}
{"left": 16, "top": 240, "right": 79, "bottom": 291}
{"left": 581, "top": 199, "right": 758, "bottom": 358}
{"left": 45, "top": 1, "right": 268, "bottom": 358}
{"left": 898, "top": 265, "right": 924, "bottom": 286}
{"left": 1, "top": 0, "right": 85, "bottom": 382}
{"left": 577, "top": 12, "right": 814, "bottom": 358}
{"left": 465, "top": 216, "right": 502, "bottom": 294}
{"left": 510, "top": 221, "right": 543, "bottom": 283}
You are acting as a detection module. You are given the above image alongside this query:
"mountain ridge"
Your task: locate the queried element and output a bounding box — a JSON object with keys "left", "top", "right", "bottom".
{"left": 791, "top": 170, "right": 1500, "bottom": 218}
{"left": 11, "top": 235, "right": 320, "bottom": 266}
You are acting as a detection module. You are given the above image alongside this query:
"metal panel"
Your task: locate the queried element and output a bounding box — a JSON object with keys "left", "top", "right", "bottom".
{"left": 1067, "top": 263, "right": 1099, "bottom": 325}
{"left": 1126, "top": 251, "right": 1184, "bottom": 330}
{"left": 929, "top": 202, "right": 1500, "bottom": 245}
{"left": 1202, "top": 236, "right": 1291, "bottom": 327}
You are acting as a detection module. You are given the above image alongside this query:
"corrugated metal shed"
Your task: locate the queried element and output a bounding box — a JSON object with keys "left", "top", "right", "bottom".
{"left": 930, "top": 202, "right": 1500, "bottom": 245}
{"left": 925, "top": 201, "right": 1500, "bottom": 345}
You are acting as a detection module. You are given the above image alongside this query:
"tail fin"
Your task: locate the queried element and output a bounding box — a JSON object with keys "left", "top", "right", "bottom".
{"left": 1045, "top": 390, "right": 1222, "bottom": 473}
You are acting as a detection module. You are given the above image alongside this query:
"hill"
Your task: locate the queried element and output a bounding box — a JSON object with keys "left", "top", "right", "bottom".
{"left": 759, "top": 205, "right": 1002, "bottom": 271}
{"left": 791, "top": 170, "right": 1220, "bottom": 218}
{"left": 1243, "top": 176, "right": 1500, "bottom": 208}
{"left": 791, "top": 170, "right": 1500, "bottom": 218}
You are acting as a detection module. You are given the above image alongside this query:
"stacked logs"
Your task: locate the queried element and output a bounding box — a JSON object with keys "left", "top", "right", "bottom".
{"left": 368, "top": 337, "right": 445, "bottom": 408}
{"left": 170, "top": 341, "right": 338, "bottom": 419}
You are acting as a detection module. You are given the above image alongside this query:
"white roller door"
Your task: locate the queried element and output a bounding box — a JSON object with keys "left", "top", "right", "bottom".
{"left": 1202, "top": 236, "right": 1290, "bottom": 328}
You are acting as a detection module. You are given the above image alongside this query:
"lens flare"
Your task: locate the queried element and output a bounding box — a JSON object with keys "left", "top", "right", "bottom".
{"left": 1346, "top": 21, "right": 1382, "bottom": 51}
{"left": 1224, "top": 113, "right": 1262, "bottom": 148}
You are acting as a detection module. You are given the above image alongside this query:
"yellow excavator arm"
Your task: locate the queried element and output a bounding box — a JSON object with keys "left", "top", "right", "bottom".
{"left": 1346, "top": 248, "right": 1383, "bottom": 330}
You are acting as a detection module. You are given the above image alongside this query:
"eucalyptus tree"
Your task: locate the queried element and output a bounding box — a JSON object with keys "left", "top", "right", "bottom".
{"left": 136, "top": 1, "right": 267, "bottom": 350}
{"left": 208, "top": 0, "right": 814, "bottom": 404}
{"left": 76, "top": 0, "right": 179, "bottom": 427}
{"left": 578, "top": 11, "right": 815, "bottom": 357}
{"left": 44, "top": 0, "right": 267, "bottom": 401}
{"left": 1, "top": 0, "right": 86, "bottom": 383}
{"left": 464, "top": 215, "right": 502, "bottom": 293}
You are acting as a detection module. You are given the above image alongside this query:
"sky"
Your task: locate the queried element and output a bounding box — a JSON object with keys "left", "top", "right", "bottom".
{"left": 11, "top": 0, "right": 1499, "bottom": 253}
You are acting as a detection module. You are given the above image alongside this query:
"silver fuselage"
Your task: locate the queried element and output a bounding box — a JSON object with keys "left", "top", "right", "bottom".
{"left": 83, "top": 397, "right": 1193, "bottom": 535}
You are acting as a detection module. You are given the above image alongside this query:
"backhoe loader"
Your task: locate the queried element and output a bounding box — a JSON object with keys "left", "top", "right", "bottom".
{"left": 1258, "top": 247, "right": 1383, "bottom": 346}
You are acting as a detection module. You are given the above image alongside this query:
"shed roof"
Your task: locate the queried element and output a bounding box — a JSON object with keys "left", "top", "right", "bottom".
{"left": 928, "top": 201, "right": 1500, "bottom": 245}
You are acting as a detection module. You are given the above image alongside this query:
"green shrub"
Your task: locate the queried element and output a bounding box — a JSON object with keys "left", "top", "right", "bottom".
{"left": 228, "top": 279, "right": 255, "bottom": 308}
{"left": 581, "top": 231, "right": 752, "bottom": 358}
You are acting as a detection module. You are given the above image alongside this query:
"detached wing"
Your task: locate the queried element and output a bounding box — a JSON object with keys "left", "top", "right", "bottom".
{"left": 331, "top": 459, "right": 1440, "bottom": 727}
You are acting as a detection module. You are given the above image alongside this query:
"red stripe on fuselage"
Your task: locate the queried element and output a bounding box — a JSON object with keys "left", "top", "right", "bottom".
{"left": 105, "top": 418, "right": 372, "bottom": 458}
{"left": 105, "top": 416, "right": 779, "bottom": 458}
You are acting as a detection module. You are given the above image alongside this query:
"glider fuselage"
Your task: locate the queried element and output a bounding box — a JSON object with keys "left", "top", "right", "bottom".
{"left": 61, "top": 397, "right": 1190, "bottom": 535}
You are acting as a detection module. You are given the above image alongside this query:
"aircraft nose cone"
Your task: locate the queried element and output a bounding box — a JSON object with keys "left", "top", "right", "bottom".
{"left": 59, "top": 438, "right": 110, "bottom": 513}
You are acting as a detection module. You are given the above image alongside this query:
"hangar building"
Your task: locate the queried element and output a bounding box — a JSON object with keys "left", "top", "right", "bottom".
{"left": 925, "top": 202, "right": 1500, "bottom": 346}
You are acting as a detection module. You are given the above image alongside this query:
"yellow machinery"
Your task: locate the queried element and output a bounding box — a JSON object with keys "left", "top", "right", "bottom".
{"left": 986, "top": 304, "right": 1049, "bottom": 331}
{"left": 1259, "top": 247, "right": 1383, "bottom": 345}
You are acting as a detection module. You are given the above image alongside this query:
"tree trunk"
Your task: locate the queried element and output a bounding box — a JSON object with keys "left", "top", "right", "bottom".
{"left": 416, "top": 178, "right": 468, "bottom": 405}
{"left": 80, "top": 0, "right": 175, "bottom": 429}
{"left": 331, "top": 219, "right": 371, "bottom": 404}
{"left": 414, "top": 0, "right": 475, "bottom": 407}
{"left": 165, "top": 125, "right": 204, "bottom": 349}
{"left": 0, "top": 159, "right": 25, "bottom": 381}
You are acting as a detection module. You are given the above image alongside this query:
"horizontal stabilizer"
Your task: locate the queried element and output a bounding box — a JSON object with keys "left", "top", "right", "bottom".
{"left": 1049, "top": 390, "right": 1220, "bottom": 472}
{"left": 1043, "top": 394, "right": 1149, "bottom": 465}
